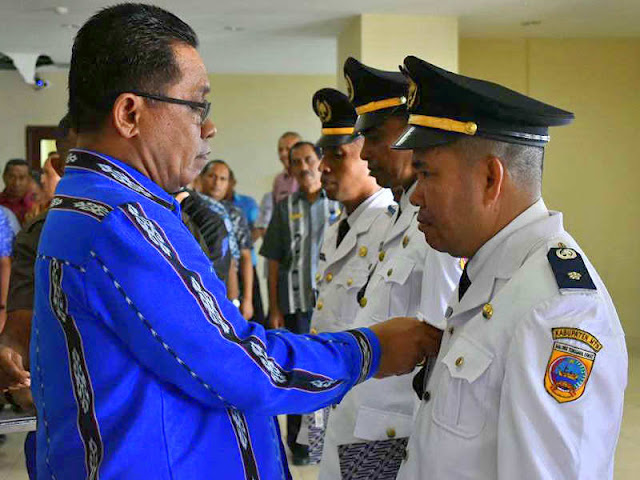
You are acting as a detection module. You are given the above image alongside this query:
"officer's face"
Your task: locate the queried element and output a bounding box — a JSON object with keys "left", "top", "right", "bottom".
{"left": 319, "top": 139, "right": 370, "bottom": 203}
{"left": 141, "top": 43, "right": 216, "bottom": 192}
{"left": 410, "top": 143, "right": 485, "bottom": 258}
{"left": 289, "top": 144, "right": 321, "bottom": 192}
{"left": 361, "top": 116, "right": 414, "bottom": 189}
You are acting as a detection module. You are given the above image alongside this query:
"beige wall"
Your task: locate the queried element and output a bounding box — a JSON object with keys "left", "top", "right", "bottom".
{"left": 0, "top": 70, "right": 335, "bottom": 201}
{"left": 460, "top": 38, "right": 640, "bottom": 345}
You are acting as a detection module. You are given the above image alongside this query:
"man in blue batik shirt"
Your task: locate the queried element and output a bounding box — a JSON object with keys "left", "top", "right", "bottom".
{"left": 31, "top": 4, "right": 441, "bottom": 479}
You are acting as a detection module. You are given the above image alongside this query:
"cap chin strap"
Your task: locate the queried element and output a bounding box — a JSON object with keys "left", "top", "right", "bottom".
{"left": 321, "top": 127, "right": 355, "bottom": 135}
{"left": 356, "top": 96, "right": 407, "bottom": 115}
{"left": 409, "top": 114, "right": 477, "bottom": 135}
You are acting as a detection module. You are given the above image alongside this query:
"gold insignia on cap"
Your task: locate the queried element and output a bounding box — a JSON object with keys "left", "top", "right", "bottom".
{"left": 407, "top": 77, "right": 419, "bottom": 109}
{"left": 345, "top": 74, "right": 355, "bottom": 102}
{"left": 316, "top": 99, "right": 332, "bottom": 123}
{"left": 482, "top": 303, "right": 493, "bottom": 319}
{"left": 359, "top": 246, "right": 368, "bottom": 257}
{"left": 568, "top": 271, "right": 582, "bottom": 281}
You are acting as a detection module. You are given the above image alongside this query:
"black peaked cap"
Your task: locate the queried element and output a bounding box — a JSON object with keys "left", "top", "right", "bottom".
{"left": 312, "top": 88, "right": 358, "bottom": 148}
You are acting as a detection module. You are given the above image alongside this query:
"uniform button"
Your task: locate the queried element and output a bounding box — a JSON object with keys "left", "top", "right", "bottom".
{"left": 359, "top": 297, "right": 368, "bottom": 308}
{"left": 315, "top": 273, "right": 321, "bottom": 282}
{"left": 455, "top": 356, "right": 464, "bottom": 368}
{"left": 424, "top": 391, "right": 431, "bottom": 402}
{"left": 317, "top": 300, "right": 324, "bottom": 310}
{"left": 386, "top": 427, "right": 396, "bottom": 439}
{"left": 387, "top": 268, "right": 393, "bottom": 277}
{"left": 448, "top": 327, "right": 455, "bottom": 335}
{"left": 482, "top": 303, "right": 493, "bottom": 319}
{"left": 359, "top": 246, "right": 368, "bottom": 257}
{"left": 558, "top": 242, "right": 567, "bottom": 248}
{"left": 379, "top": 251, "right": 386, "bottom": 261}
{"left": 402, "top": 235, "right": 409, "bottom": 248}
{"left": 326, "top": 273, "right": 333, "bottom": 282}
{"left": 310, "top": 328, "right": 318, "bottom": 335}
{"left": 347, "top": 278, "right": 353, "bottom": 286}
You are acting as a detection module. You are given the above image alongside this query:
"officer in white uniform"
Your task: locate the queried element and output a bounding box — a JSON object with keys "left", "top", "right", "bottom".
{"left": 318, "top": 58, "right": 461, "bottom": 480}
{"left": 298, "top": 88, "right": 395, "bottom": 461}
{"left": 310, "top": 88, "right": 396, "bottom": 334}
{"left": 394, "top": 56, "right": 627, "bottom": 480}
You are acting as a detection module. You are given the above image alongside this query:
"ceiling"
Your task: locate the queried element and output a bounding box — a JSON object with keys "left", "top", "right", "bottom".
{"left": 1, "top": 0, "right": 639, "bottom": 75}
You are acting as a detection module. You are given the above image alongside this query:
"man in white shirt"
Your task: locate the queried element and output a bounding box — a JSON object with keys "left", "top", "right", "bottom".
{"left": 394, "top": 55, "right": 627, "bottom": 480}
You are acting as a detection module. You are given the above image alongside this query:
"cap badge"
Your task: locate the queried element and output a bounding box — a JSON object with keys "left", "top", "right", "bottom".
{"left": 407, "top": 77, "right": 419, "bottom": 109}
{"left": 345, "top": 74, "right": 355, "bottom": 102}
{"left": 317, "top": 99, "right": 332, "bottom": 123}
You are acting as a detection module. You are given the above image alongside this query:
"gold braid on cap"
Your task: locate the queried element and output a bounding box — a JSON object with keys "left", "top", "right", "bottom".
{"left": 409, "top": 115, "right": 477, "bottom": 135}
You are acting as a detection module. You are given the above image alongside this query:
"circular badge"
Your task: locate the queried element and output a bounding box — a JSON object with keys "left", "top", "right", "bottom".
{"left": 407, "top": 77, "right": 419, "bottom": 109}
{"left": 316, "top": 99, "right": 332, "bottom": 123}
{"left": 548, "top": 355, "right": 587, "bottom": 398}
{"left": 556, "top": 248, "right": 577, "bottom": 260}
{"left": 345, "top": 74, "right": 355, "bottom": 102}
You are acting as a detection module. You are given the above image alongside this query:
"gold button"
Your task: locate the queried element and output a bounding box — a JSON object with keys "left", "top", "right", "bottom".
{"left": 310, "top": 328, "right": 318, "bottom": 335}
{"left": 379, "top": 251, "right": 386, "bottom": 262}
{"left": 482, "top": 303, "right": 493, "bottom": 320}
{"left": 448, "top": 327, "right": 455, "bottom": 335}
{"left": 387, "top": 269, "right": 393, "bottom": 277}
{"left": 402, "top": 235, "right": 409, "bottom": 248}
{"left": 347, "top": 278, "right": 353, "bottom": 286}
{"left": 326, "top": 273, "right": 333, "bottom": 282}
{"left": 558, "top": 242, "right": 567, "bottom": 248}
{"left": 455, "top": 356, "right": 464, "bottom": 368}
{"left": 317, "top": 300, "right": 324, "bottom": 310}
{"left": 315, "top": 273, "right": 321, "bottom": 282}
{"left": 359, "top": 246, "right": 368, "bottom": 257}
{"left": 386, "top": 427, "right": 396, "bottom": 439}
{"left": 360, "top": 297, "right": 368, "bottom": 308}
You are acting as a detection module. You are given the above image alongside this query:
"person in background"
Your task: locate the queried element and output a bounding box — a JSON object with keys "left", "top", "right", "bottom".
{"left": 272, "top": 131, "right": 301, "bottom": 205}
{"left": 0, "top": 206, "right": 20, "bottom": 236}
{"left": 199, "top": 160, "right": 254, "bottom": 319}
{"left": 225, "top": 166, "right": 265, "bottom": 325}
{"left": 0, "top": 159, "right": 35, "bottom": 225}
{"left": 25, "top": 154, "right": 62, "bottom": 224}
{"left": 0, "top": 208, "right": 14, "bottom": 331}
{"left": 254, "top": 191, "right": 273, "bottom": 242}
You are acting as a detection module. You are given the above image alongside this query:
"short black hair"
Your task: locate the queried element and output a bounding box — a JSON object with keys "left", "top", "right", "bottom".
{"left": 69, "top": 3, "right": 198, "bottom": 133}
{"left": 200, "top": 159, "right": 230, "bottom": 177}
{"left": 289, "top": 141, "right": 321, "bottom": 163}
{"left": 3, "top": 159, "right": 29, "bottom": 176}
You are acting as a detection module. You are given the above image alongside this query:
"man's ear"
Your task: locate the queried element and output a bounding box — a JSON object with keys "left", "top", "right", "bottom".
{"left": 111, "top": 93, "right": 143, "bottom": 139}
{"left": 483, "top": 155, "right": 505, "bottom": 206}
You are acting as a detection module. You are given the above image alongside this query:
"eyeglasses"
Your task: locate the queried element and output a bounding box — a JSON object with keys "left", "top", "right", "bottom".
{"left": 128, "top": 90, "right": 211, "bottom": 124}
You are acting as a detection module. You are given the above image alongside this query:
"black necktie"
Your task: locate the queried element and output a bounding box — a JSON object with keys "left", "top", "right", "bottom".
{"left": 336, "top": 218, "right": 350, "bottom": 247}
{"left": 458, "top": 264, "right": 471, "bottom": 301}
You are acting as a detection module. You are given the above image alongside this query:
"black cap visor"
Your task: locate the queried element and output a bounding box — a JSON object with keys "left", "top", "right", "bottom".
{"left": 316, "top": 133, "right": 359, "bottom": 149}
{"left": 392, "top": 125, "right": 462, "bottom": 150}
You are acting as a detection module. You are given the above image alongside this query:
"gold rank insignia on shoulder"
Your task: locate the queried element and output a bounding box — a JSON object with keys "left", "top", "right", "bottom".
{"left": 544, "top": 327, "right": 602, "bottom": 404}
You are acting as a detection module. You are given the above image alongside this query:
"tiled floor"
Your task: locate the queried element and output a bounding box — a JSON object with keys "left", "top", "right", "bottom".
{"left": 0, "top": 345, "right": 637, "bottom": 480}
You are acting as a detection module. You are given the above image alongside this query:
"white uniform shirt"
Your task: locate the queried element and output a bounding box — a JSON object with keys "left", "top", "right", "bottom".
{"left": 318, "top": 184, "right": 460, "bottom": 480}
{"left": 311, "top": 188, "right": 395, "bottom": 333}
{"left": 398, "top": 199, "right": 628, "bottom": 480}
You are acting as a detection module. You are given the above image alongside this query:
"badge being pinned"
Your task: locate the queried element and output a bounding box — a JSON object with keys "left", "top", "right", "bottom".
{"left": 544, "top": 327, "right": 602, "bottom": 403}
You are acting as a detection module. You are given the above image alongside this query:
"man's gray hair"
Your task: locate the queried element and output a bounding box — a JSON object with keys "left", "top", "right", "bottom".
{"left": 455, "top": 137, "right": 544, "bottom": 195}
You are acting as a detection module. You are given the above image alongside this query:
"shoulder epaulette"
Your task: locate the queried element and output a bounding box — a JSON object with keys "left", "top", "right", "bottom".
{"left": 547, "top": 247, "right": 596, "bottom": 293}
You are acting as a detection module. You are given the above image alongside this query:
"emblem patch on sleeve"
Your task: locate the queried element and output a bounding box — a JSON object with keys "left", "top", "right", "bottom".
{"left": 544, "top": 327, "right": 602, "bottom": 403}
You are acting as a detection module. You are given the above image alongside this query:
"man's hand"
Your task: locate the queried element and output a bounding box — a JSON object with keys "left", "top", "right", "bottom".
{"left": 269, "top": 309, "right": 285, "bottom": 329}
{"left": 0, "top": 343, "right": 30, "bottom": 391}
{"left": 370, "top": 317, "right": 443, "bottom": 378}
{"left": 240, "top": 299, "right": 254, "bottom": 321}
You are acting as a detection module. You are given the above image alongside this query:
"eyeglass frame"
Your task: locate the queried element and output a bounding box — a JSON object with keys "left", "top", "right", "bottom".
{"left": 125, "top": 90, "right": 211, "bottom": 124}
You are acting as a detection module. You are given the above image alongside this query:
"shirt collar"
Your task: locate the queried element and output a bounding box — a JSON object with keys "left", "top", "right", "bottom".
{"left": 466, "top": 197, "right": 549, "bottom": 282}
{"left": 67, "top": 149, "right": 179, "bottom": 212}
{"left": 346, "top": 187, "right": 384, "bottom": 225}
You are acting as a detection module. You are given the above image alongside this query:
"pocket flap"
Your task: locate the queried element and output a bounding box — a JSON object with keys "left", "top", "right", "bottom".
{"left": 382, "top": 258, "right": 415, "bottom": 285}
{"left": 441, "top": 335, "right": 493, "bottom": 383}
{"left": 353, "top": 406, "right": 413, "bottom": 441}
{"left": 335, "top": 267, "right": 369, "bottom": 289}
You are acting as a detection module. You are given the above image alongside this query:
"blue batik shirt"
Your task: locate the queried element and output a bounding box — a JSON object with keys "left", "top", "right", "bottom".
{"left": 32, "top": 149, "right": 380, "bottom": 480}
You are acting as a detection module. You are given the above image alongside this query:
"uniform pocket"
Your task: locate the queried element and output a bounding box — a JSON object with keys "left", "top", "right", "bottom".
{"left": 353, "top": 406, "right": 413, "bottom": 441}
{"left": 432, "top": 335, "right": 493, "bottom": 438}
